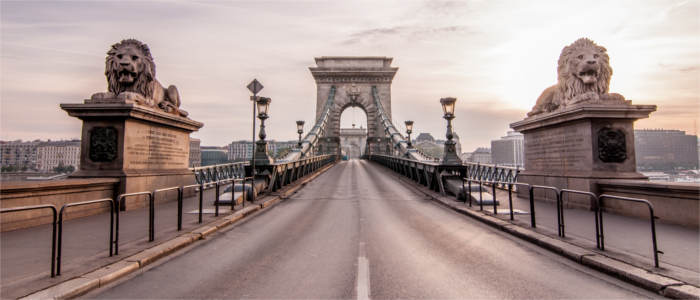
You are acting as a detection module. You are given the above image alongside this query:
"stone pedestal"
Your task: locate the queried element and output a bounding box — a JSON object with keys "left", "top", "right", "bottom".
{"left": 61, "top": 99, "right": 203, "bottom": 209}
{"left": 510, "top": 103, "right": 655, "bottom": 208}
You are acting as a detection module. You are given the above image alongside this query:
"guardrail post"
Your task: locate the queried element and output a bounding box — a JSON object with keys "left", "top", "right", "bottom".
{"left": 529, "top": 186, "right": 536, "bottom": 228}
{"left": 149, "top": 191, "right": 155, "bottom": 242}
{"left": 467, "top": 180, "right": 472, "bottom": 207}
{"left": 215, "top": 181, "right": 220, "bottom": 217}
{"left": 199, "top": 182, "right": 204, "bottom": 223}
{"left": 177, "top": 187, "right": 183, "bottom": 231}
{"left": 478, "top": 180, "right": 484, "bottom": 211}
{"left": 231, "top": 180, "right": 236, "bottom": 211}
{"left": 508, "top": 183, "right": 514, "bottom": 220}
{"left": 492, "top": 182, "right": 497, "bottom": 215}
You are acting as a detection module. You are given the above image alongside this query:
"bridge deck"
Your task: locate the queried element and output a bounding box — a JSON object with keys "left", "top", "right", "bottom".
{"left": 94, "top": 160, "right": 657, "bottom": 298}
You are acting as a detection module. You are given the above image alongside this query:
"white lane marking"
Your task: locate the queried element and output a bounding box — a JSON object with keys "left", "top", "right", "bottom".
{"left": 357, "top": 242, "right": 370, "bottom": 300}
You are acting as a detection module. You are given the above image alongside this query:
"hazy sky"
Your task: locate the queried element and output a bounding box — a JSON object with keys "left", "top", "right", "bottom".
{"left": 1, "top": 0, "right": 698, "bottom": 152}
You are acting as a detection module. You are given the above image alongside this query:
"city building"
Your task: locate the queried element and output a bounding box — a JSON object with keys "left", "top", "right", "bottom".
{"left": 635, "top": 129, "right": 699, "bottom": 170}
{"left": 340, "top": 127, "right": 367, "bottom": 158}
{"left": 490, "top": 131, "right": 524, "bottom": 168}
{"left": 228, "top": 140, "right": 297, "bottom": 161}
{"left": 415, "top": 133, "right": 435, "bottom": 143}
{"left": 228, "top": 141, "right": 254, "bottom": 161}
{"left": 467, "top": 147, "right": 492, "bottom": 164}
{"left": 201, "top": 146, "right": 229, "bottom": 166}
{"left": 189, "top": 138, "right": 201, "bottom": 167}
{"left": 36, "top": 140, "right": 80, "bottom": 172}
{"left": 0, "top": 140, "right": 41, "bottom": 171}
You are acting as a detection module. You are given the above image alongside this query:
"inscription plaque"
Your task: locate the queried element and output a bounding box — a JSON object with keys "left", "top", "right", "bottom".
{"left": 524, "top": 123, "right": 589, "bottom": 171}
{"left": 125, "top": 123, "right": 189, "bottom": 169}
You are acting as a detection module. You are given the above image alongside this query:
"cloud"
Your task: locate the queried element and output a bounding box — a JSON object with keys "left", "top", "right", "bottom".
{"left": 342, "top": 25, "right": 474, "bottom": 45}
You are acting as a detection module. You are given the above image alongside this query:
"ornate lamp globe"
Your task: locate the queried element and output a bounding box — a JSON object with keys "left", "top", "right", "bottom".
{"left": 256, "top": 97, "right": 271, "bottom": 116}
{"left": 296, "top": 120, "right": 305, "bottom": 134}
{"left": 440, "top": 97, "right": 456, "bottom": 117}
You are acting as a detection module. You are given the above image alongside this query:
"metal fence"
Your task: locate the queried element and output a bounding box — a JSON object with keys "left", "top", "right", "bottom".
{"left": 370, "top": 154, "right": 662, "bottom": 268}
{"left": 2, "top": 154, "right": 337, "bottom": 278}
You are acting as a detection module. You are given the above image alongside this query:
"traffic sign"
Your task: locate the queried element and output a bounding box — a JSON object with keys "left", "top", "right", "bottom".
{"left": 247, "top": 79, "right": 264, "bottom": 95}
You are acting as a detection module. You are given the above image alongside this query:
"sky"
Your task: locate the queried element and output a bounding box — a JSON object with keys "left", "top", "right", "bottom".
{"left": 1, "top": 0, "right": 698, "bottom": 152}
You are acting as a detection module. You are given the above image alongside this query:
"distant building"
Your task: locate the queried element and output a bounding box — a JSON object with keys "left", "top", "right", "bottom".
{"left": 201, "top": 146, "right": 229, "bottom": 166}
{"left": 468, "top": 147, "right": 492, "bottom": 164}
{"left": 491, "top": 131, "right": 524, "bottom": 168}
{"left": 415, "top": 133, "right": 435, "bottom": 143}
{"left": 229, "top": 141, "right": 254, "bottom": 161}
{"left": 189, "top": 138, "right": 201, "bottom": 167}
{"left": 635, "top": 129, "right": 699, "bottom": 170}
{"left": 36, "top": 140, "right": 80, "bottom": 172}
{"left": 228, "top": 140, "right": 295, "bottom": 161}
{"left": 1, "top": 140, "right": 41, "bottom": 171}
{"left": 340, "top": 127, "right": 367, "bottom": 158}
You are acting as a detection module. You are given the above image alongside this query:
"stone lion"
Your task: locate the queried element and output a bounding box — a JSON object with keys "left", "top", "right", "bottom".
{"left": 527, "top": 38, "right": 625, "bottom": 117}
{"left": 91, "top": 39, "right": 188, "bottom": 117}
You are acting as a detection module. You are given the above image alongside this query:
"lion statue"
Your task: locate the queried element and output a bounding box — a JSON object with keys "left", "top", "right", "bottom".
{"left": 527, "top": 38, "right": 626, "bottom": 117}
{"left": 91, "top": 39, "right": 188, "bottom": 117}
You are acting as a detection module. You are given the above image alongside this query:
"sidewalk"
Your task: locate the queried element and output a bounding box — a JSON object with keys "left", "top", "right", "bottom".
{"left": 475, "top": 187, "right": 699, "bottom": 286}
{"left": 1, "top": 187, "right": 247, "bottom": 299}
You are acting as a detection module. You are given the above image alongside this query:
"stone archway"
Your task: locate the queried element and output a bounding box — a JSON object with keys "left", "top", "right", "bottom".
{"left": 309, "top": 57, "right": 398, "bottom": 156}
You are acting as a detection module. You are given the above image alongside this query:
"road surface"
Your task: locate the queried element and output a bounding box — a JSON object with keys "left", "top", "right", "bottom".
{"left": 94, "top": 159, "right": 658, "bottom": 299}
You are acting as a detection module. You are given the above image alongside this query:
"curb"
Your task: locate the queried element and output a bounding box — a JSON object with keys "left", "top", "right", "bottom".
{"left": 21, "top": 162, "right": 337, "bottom": 300}
{"left": 386, "top": 167, "right": 699, "bottom": 300}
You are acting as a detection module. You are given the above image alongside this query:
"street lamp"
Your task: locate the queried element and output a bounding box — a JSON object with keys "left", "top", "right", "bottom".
{"left": 253, "top": 96, "right": 273, "bottom": 165}
{"left": 440, "top": 97, "right": 461, "bottom": 165}
{"left": 296, "top": 120, "right": 305, "bottom": 148}
{"left": 404, "top": 120, "right": 414, "bottom": 148}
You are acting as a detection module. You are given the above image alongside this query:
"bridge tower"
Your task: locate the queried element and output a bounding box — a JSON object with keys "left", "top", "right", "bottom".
{"left": 309, "top": 57, "right": 398, "bottom": 156}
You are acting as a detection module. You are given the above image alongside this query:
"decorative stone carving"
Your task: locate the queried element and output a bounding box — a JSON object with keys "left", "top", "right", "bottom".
{"left": 598, "top": 127, "right": 627, "bottom": 162}
{"left": 528, "top": 38, "right": 627, "bottom": 117}
{"left": 89, "top": 127, "right": 118, "bottom": 162}
{"left": 90, "top": 39, "right": 188, "bottom": 117}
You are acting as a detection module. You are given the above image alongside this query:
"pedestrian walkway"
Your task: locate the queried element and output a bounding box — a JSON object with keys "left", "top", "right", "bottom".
{"left": 0, "top": 186, "right": 247, "bottom": 299}
{"left": 468, "top": 187, "right": 699, "bottom": 286}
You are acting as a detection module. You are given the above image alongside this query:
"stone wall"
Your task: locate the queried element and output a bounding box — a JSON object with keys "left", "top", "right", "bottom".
{"left": 0, "top": 178, "right": 119, "bottom": 232}
{"left": 597, "top": 180, "right": 700, "bottom": 228}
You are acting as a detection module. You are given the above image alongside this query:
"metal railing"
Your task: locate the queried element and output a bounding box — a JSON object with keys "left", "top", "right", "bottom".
{"left": 599, "top": 194, "right": 662, "bottom": 268}
{"left": 370, "top": 154, "right": 663, "bottom": 268}
{"left": 1, "top": 205, "right": 58, "bottom": 277}
{"left": 190, "top": 161, "right": 248, "bottom": 184}
{"left": 57, "top": 198, "right": 114, "bottom": 275}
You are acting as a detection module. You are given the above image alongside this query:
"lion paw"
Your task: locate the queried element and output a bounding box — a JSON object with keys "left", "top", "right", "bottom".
{"left": 91, "top": 92, "right": 117, "bottom": 100}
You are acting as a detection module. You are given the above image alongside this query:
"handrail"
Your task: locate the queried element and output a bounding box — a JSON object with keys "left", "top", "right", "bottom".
{"left": 57, "top": 198, "right": 114, "bottom": 275}
{"left": 531, "top": 185, "right": 562, "bottom": 236}
{"left": 116, "top": 191, "right": 153, "bottom": 251}
{"left": 599, "top": 194, "right": 662, "bottom": 268}
{"left": 1, "top": 205, "right": 58, "bottom": 277}
{"left": 154, "top": 186, "right": 183, "bottom": 231}
{"left": 560, "top": 189, "right": 599, "bottom": 244}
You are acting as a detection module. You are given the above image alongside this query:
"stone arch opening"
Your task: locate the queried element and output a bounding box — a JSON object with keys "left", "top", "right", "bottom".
{"left": 339, "top": 106, "right": 368, "bottom": 158}
{"left": 310, "top": 56, "right": 398, "bottom": 157}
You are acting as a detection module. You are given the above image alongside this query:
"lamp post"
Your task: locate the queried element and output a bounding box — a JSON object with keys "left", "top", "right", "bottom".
{"left": 404, "top": 120, "right": 414, "bottom": 148}
{"left": 296, "top": 120, "right": 305, "bottom": 148}
{"left": 440, "top": 97, "right": 462, "bottom": 165}
{"left": 253, "top": 96, "right": 273, "bottom": 165}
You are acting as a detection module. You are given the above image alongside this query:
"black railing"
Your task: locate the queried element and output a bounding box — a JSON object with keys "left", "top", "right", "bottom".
{"left": 1, "top": 205, "right": 58, "bottom": 277}
{"left": 57, "top": 198, "right": 115, "bottom": 275}
{"left": 599, "top": 194, "right": 662, "bottom": 268}
{"left": 370, "top": 154, "right": 663, "bottom": 268}
{"left": 191, "top": 161, "right": 248, "bottom": 184}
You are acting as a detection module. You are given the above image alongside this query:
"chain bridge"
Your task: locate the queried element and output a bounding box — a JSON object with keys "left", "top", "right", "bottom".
{"left": 1, "top": 55, "right": 697, "bottom": 300}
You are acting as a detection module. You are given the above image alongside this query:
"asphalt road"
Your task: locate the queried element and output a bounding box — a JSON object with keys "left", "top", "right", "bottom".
{"left": 94, "top": 160, "right": 659, "bottom": 299}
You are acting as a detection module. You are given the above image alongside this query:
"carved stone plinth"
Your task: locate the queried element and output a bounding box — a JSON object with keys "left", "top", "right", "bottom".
{"left": 61, "top": 100, "right": 203, "bottom": 209}
{"left": 510, "top": 103, "right": 656, "bottom": 208}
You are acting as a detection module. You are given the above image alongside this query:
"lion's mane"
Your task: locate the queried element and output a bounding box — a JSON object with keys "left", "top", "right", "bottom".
{"left": 105, "top": 39, "right": 157, "bottom": 99}
{"left": 528, "top": 38, "right": 622, "bottom": 117}
{"left": 557, "top": 38, "right": 612, "bottom": 101}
